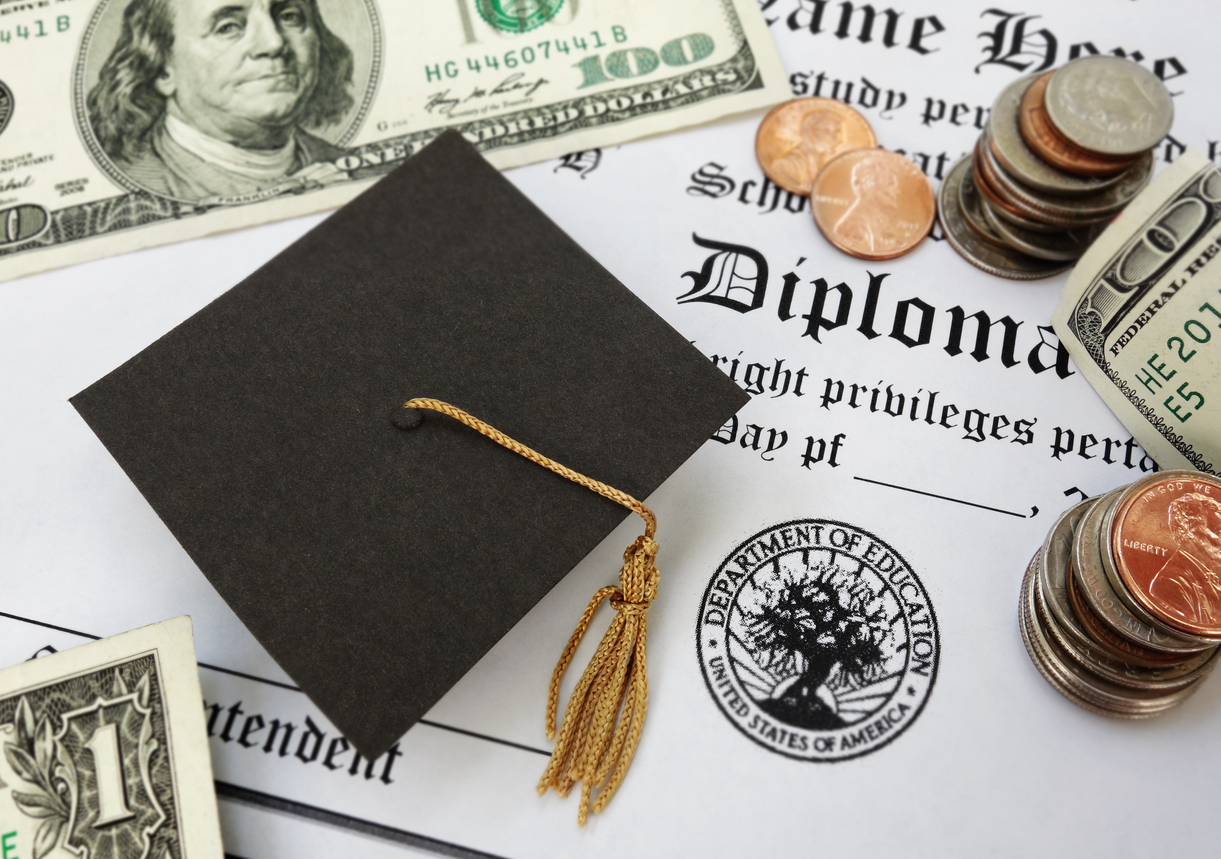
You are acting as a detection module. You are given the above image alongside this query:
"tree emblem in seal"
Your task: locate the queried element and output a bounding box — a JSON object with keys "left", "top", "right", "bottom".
{"left": 697, "top": 519, "right": 938, "bottom": 761}
{"left": 476, "top": 0, "right": 565, "bottom": 34}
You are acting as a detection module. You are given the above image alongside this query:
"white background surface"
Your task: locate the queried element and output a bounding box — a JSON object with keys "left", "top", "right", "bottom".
{"left": 4, "top": 2, "right": 1220, "bottom": 856}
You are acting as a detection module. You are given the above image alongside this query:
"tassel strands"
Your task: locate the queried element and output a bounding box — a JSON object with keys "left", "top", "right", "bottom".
{"left": 401, "top": 399, "right": 660, "bottom": 826}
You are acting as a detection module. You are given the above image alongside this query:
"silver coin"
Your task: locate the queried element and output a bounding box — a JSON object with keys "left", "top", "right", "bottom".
{"left": 989, "top": 74, "right": 1127, "bottom": 197}
{"left": 980, "top": 130, "right": 1151, "bottom": 223}
{"left": 1099, "top": 474, "right": 1221, "bottom": 645}
{"left": 982, "top": 200, "right": 1103, "bottom": 261}
{"left": 1020, "top": 559, "right": 1134, "bottom": 718}
{"left": 1021, "top": 558, "right": 1206, "bottom": 717}
{"left": 975, "top": 139, "right": 1106, "bottom": 228}
{"left": 939, "top": 156, "right": 1071, "bottom": 280}
{"left": 1046, "top": 56, "right": 1174, "bottom": 157}
{"left": 1035, "top": 536, "right": 1216, "bottom": 691}
{"left": 1039, "top": 498, "right": 1099, "bottom": 643}
{"left": 980, "top": 192, "right": 1063, "bottom": 234}
{"left": 1080, "top": 489, "right": 1216, "bottom": 650}
{"left": 956, "top": 163, "right": 1008, "bottom": 246}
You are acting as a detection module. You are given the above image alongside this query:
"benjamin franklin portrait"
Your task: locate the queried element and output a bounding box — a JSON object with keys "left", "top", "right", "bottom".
{"left": 82, "top": 0, "right": 376, "bottom": 202}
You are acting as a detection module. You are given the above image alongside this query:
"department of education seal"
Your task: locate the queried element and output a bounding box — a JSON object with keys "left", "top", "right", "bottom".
{"left": 697, "top": 520, "right": 938, "bottom": 761}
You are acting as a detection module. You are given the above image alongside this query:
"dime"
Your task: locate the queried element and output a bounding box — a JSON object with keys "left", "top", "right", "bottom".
{"left": 981, "top": 131, "right": 1151, "bottom": 222}
{"left": 811, "top": 149, "right": 935, "bottom": 260}
{"left": 1073, "top": 488, "right": 1212, "bottom": 653}
{"left": 1020, "top": 555, "right": 1205, "bottom": 717}
{"left": 982, "top": 201, "right": 1103, "bottom": 262}
{"left": 1045, "top": 56, "right": 1174, "bottom": 158}
{"left": 975, "top": 136, "right": 1115, "bottom": 228}
{"left": 956, "top": 161, "right": 1008, "bottom": 246}
{"left": 1109, "top": 471, "right": 1221, "bottom": 639}
{"left": 755, "top": 98, "right": 877, "bottom": 195}
{"left": 1035, "top": 501, "right": 1216, "bottom": 689}
{"left": 1019, "top": 73, "right": 1138, "bottom": 177}
{"left": 938, "top": 156, "right": 1070, "bottom": 280}
{"left": 989, "top": 73, "right": 1126, "bottom": 197}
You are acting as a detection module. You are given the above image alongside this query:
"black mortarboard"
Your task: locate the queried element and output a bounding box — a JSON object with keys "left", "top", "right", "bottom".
{"left": 71, "top": 131, "right": 747, "bottom": 759}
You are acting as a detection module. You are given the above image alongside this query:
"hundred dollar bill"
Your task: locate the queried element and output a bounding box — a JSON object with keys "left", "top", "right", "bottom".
{"left": 1054, "top": 149, "right": 1221, "bottom": 475}
{"left": 0, "top": 0, "right": 786, "bottom": 282}
{"left": 0, "top": 616, "right": 223, "bottom": 859}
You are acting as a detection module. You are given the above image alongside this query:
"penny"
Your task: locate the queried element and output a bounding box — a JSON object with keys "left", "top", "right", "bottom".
{"left": 1109, "top": 470, "right": 1221, "bottom": 639}
{"left": 989, "top": 73, "right": 1126, "bottom": 197}
{"left": 982, "top": 200, "right": 1103, "bottom": 262}
{"left": 956, "top": 163, "right": 1007, "bottom": 246}
{"left": 1019, "top": 73, "right": 1138, "bottom": 177}
{"left": 811, "top": 149, "right": 935, "bottom": 260}
{"left": 754, "top": 98, "right": 877, "bottom": 195}
{"left": 1074, "top": 488, "right": 1211, "bottom": 653}
{"left": 1046, "top": 56, "right": 1174, "bottom": 158}
{"left": 1035, "top": 501, "right": 1215, "bottom": 689}
{"left": 981, "top": 131, "right": 1151, "bottom": 222}
{"left": 938, "top": 156, "right": 1069, "bottom": 280}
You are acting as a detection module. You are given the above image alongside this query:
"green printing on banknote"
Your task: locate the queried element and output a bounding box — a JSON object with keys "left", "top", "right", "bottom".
{"left": 0, "top": 0, "right": 786, "bottom": 281}
{"left": 1055, "top": 150, "right": 1221, "bottom": 475}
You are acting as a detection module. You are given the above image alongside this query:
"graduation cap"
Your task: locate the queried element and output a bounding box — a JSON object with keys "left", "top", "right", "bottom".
{"left": 71, "top": 131, "right": 747, "bottom": 819}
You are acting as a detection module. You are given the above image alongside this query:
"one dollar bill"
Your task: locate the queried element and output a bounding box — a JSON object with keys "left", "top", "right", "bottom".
{"left": 1054, "top": 149, "right": 1221, "bottom": 475}
{"left": 0, "top": 616, "right": 223, "bottom": 859}
{"left": 0, "top": 0, "right": 786, "bottom": 282}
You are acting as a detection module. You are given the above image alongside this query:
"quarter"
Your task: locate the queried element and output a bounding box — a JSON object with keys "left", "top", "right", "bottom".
{"left": 1045, "top": 56, "right": 1174, "bottom": 157}
{"left": 938, "top": 156, "right": 1069, "bottom": 280}
{"left": 989, "top": 74, "right": 1123, "bottom": 197}
{"left": 1019, "top": 73, "right": 1137, "bottom": 177}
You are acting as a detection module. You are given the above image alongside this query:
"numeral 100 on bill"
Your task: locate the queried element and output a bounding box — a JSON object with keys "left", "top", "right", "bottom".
{"left": 574, "top": 33, "right": 716, "bottom": 88}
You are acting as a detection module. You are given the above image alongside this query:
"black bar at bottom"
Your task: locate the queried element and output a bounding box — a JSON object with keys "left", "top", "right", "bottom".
{"left": 214, "top": 780, "right": 511, "bottom": 859}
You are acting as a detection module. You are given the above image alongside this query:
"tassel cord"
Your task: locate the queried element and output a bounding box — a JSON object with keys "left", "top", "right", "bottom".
{"left": 403, "top": 399, "right": 659, "bottom": 827}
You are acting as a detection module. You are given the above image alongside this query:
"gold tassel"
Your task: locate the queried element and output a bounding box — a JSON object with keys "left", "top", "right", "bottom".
{"left": 402, "top": 399, "right": 658, "bottom": 826}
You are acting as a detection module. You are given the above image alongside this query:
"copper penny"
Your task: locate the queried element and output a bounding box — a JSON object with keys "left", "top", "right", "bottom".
{"left": 1111, "top": 471, "right": 1221, "bottom": 639}
{"left": 754, "top": 98, "right": 877, "bottom": 195}
{"left": 811, "top": 149, "right": 935, "bottom": 260}
{"left": 1018, "top": 73, "right": 1138, "bottom": 178}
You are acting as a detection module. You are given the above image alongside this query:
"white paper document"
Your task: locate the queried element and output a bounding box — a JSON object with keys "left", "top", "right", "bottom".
{"left": 4, "top": 1, "right": 1221, "bottom": 857}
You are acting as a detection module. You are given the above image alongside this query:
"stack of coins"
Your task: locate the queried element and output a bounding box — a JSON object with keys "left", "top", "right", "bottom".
{"left": 755, "top": 97, "right": 935, "bottom": 261}
{"left": 1021, "top": 471, "right": 1221, "bottom": 717}
{"left": 941, "top": 55, "right": 1172, "bottom": 280}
